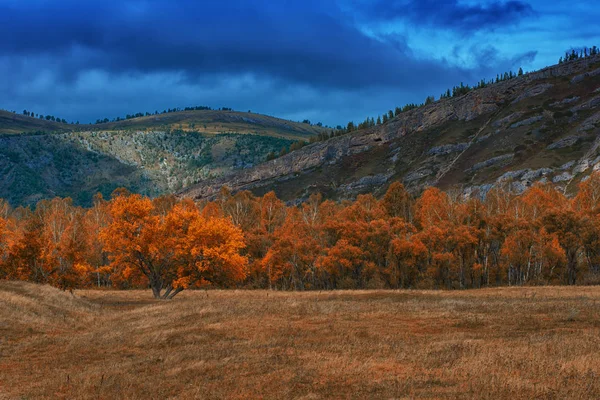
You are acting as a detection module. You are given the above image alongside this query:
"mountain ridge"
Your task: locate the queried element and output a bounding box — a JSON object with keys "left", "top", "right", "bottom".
{"left": 181, "top": 54, "right": 600, "bottom": 202}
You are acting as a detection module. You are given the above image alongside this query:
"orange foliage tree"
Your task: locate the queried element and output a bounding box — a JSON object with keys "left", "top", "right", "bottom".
{"left": 4, "top": 172, "right": 600, "bottom": 292}
{"left": 0, "top": 211, "right": 8, "bottom": 276}
{"left": 100, "top": 193, "right": 247, "bottom": 299}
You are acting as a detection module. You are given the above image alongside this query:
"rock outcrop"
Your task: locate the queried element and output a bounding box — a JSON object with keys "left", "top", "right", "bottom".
{"left": 181, "top": 54, "right": 600, "bottom": 202}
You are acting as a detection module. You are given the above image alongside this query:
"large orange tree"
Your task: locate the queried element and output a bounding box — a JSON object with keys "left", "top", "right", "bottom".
{"left": 100, "top": 194, "right": 247, "bottom": 299}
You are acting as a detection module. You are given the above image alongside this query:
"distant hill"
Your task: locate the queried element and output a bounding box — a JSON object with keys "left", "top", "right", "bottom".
{"left": 0, "top": 109, "right": 326, "bottom": 140}
{"left": 90, "top": 110, "right": 327, "bottom": 141}
{"left": 0, "top": 111, "right": 72, "bottom": 134}
{"left": 182, "top": 54, "right": 600, "bottom": 202}
{"left": 0, "top": 110, "right": 327, "bottom": 206}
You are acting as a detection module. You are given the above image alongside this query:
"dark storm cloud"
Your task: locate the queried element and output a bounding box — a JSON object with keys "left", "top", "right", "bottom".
{"left": 355, "top": 0, "right": 535, "bottom": 33}
{"left": 2, "top": 0, "right": 587, "bottom": 126}
{"left": 0, "top": 0, "right": 467, "bottom": 90}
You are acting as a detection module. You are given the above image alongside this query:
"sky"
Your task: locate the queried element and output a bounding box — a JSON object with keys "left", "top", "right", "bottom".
{"left": 0, "top": 0, "right": 599, "bottom": 127}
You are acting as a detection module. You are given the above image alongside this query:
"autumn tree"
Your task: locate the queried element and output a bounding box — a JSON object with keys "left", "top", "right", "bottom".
{"left": 385, "top": 223, "right": 427, "bottom": 288}
{"left": 262, "top": 207, "right": 322, "bottom": 290}
{"left": 83, "top": 194, "right": 112, "bottom": 287}
{"left": 381, "top": 182, "right": 413, "bottom": 221}
{"left": 260, "top": 191, "right": 286, "bottom": 234}
{"left": 316, "top": 239, "right": 365, "bottom": 289}
{"left": 573, "top": 175, "right": 600, "bottom": 275}
{"left": 501, "top": 228, "right": 565, "bottom": 285}
{"left": 243, "top": 192, "right": 287, "bottom": 288}
{"left": 11, "top": 198, "right": 92, "bottom": 290}
{"left": 0, "top": 212, "right": 8, "bottom": 275}
{"left": 165, "top": 200, "right": 248, "bottom": 296}
{"left": 100, "top": 194, "right": 248, "bottom": 299}
{"left": 222, "top": 190, "right": 260, "bottom": 232}
{"left": 541, "top": 210, "right": 584, "bottom": 284}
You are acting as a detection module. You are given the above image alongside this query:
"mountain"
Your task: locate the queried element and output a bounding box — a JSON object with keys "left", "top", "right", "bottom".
{"left": 182, "top": 54, "right": 600, "bottom": 203}
{"left": 0, "top": 110, "right": 326, "bottom": 206}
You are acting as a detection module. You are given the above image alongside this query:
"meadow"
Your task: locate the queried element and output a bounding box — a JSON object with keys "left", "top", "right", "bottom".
{"left": 0, "top": 282, "right": 599, "bottom": 399}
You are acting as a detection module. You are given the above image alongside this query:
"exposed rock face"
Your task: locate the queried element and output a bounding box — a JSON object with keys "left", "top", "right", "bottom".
{"left": 469, "top": 154, "right": 514, "bottom": 172}
{"left": 547, "top": 136, "right": 582, "bottom": 150}
{"left": 404, "top": 168, "right": 434, "bottom": 183}
{"left": 550, "top": 96, "right": 580, "bottom": 107}
{"left": 571, "top": 96, "right": 600, "bottom": 112}
{"left": 427, "top": 143, "right": 469, "bottom": 156}
{"left": 553, "top": 172, "right": 574, "bottom": 183}
{"left": 338, "top": 173, "right": 394, "bottom": 196}
{"left": 498, "top": 169, "right": 528, "bottom": 182}
{"left": 511, "top": 84, "right": 554, "bottom": 104}
{"left": 510, "top": 115, "right": 543, "bottom": 129}
{"left": 522, "top": 168, "right": 553, "bottom": 181}
{"left": 561, "top": 161, "right": 576, "bottom": 170}
{"left": 181, "top": 54, "right": 600, "bottom": 202}
{"left": 571, "top": 67, "right": 600, "bottom": 84}
{"left": 578, "top": 112, "right": 600, "bottom": 132}
{"left": 493, "top": 112, "right": 524, "bottom": 127}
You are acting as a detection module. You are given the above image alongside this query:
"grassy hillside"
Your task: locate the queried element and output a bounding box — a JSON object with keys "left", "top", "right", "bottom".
{"left": 92, "top": 110, "right": 328, "bottom": 141}
{"left": 0, "top": 109, "right": 326, "bottom": 206}
{"left": 0, "top": 283, "right": 598, "bottom": 399}
{"left": 0, "top": 111, "right": 73, "bottom": 134}
{"left": 0, "top": 109, "right": 326, "bottom": 140}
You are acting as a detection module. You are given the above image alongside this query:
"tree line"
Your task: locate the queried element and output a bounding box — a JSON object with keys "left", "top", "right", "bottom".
{"left": 559, "top": 46, "right": 599, "bottom": 64}
{"left": 6, "top": 105, "right": 236, "bottom": 126}
{"left": 2, "top": 175, "right": 600, "bottom": 298}
{"left": 19, "top": 110, "right": 73, "bottom": 124}
{"left": 94, "top": 106, "right": 231, "bottom": 124}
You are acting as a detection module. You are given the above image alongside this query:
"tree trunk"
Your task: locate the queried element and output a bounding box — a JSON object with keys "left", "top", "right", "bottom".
{"left": 161, "top": 285, "right": 173, "bottom": 299}
{"left": 166, "top": 287, "right": 184, "bottom": 299}
{"left": 567, "top": 250, "right": 578, "bottom": 285}
{"left": 149, "top": 277, "right": 162, "bottom": 299}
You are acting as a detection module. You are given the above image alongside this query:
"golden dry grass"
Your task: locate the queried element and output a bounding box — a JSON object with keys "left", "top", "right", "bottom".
{"left": 0, "top": 282, "right": 599, "bottom": 399}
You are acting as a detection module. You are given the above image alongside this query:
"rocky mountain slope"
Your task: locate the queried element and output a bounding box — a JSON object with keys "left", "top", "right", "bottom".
{"left": 182, "top": 55, "right": 600, "bottom": 202}
{"left": 0, "top": 110, "right": 325, "bottom": 206}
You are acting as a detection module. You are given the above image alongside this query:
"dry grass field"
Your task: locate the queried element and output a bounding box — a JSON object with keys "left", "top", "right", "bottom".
{"left": 0, "top": 282, "right": 599, "bottom": 399}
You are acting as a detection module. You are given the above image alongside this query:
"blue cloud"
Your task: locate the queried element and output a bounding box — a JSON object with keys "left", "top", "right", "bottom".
{"left": 0, "top": 1, "right": 426, "bottom": 89}
{"left": 354, "top": 0, "right": 535, "bottom": 33}
{"left": 0, "top": 0, "right": 597, "bottom": 126}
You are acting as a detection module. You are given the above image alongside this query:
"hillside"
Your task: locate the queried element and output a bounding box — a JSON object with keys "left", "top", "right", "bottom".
{"left": 182, "top": 54, "right": 600, "bottom": 202}
{"left": 90, "top": 110, "right": 327, "bottom": 140}
{"left": 0, "top": 109, "right": 326, "bottom": 139}
{"left": 0, "top": 110, "right": 73, "bottom": 134}
{"left": 0, "top": 110, "right": 326, "bottom": 206}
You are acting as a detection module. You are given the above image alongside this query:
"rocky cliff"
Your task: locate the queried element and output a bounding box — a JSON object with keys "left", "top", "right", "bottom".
{"left": 181, "top": 55, "right": 600, "bottom": 202}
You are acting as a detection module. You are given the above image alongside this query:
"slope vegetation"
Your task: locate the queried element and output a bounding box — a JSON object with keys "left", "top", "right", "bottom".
{"left": 183, "top": 55, "right": 600, "bottom": 202}
{"left": 0, "top": 110, "right": 326, "bottom": 205}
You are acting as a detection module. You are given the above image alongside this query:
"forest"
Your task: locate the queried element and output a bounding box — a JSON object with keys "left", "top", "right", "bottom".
{"left": 2, "top": 175, "right": 600, "bottom": 298}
